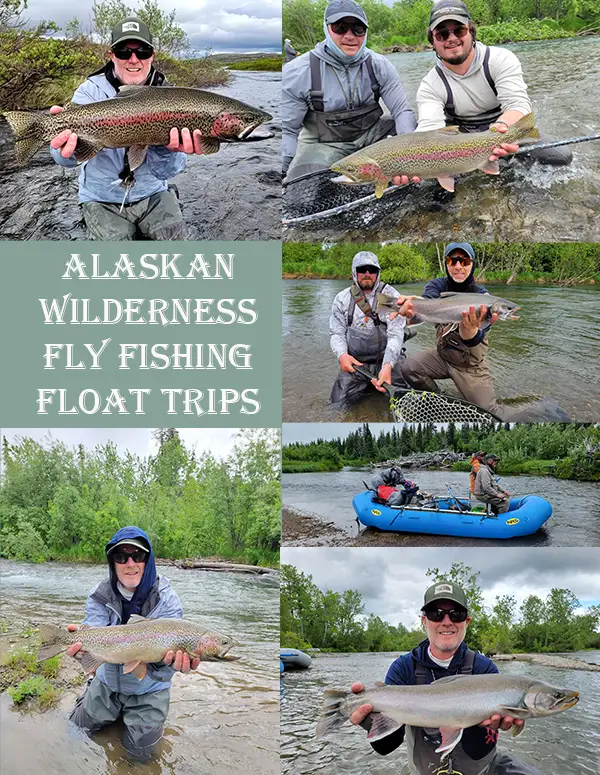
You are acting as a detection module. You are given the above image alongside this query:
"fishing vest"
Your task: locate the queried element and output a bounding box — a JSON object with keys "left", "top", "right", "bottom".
{"left": 346, "top": 282, "right": 388, "bottom": 363}
{"left": 306, "top": 53, "right": 384, "bottom": 142}
{"left": 407, "top": 649, "right": 498, "bottom": 775}
{"left": 435, "top": 47, "right": 502, "bottom": 133}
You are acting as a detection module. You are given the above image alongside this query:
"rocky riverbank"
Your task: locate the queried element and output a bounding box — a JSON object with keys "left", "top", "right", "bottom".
{"left": 495, "top": 653, "right": 600, "bottom": 671}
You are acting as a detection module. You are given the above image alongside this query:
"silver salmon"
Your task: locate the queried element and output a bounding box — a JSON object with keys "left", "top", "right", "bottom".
{"left": 316, "top": 674, "right": 579, "bottom": 758}
{"left": 330, "top": 112, "right": 541, "bottom": 197}
{"left": 37, "top": 615, "right": 239, "bottom": 680}
{"left": 377, "top": 291, "right": 520, "bottom": 325}
{"left": 3, "top": 85, "right": 272, "bottom": 166}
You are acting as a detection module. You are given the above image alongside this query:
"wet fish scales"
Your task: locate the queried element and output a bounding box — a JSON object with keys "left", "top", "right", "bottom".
{"left": 377, "top": 292, "right": 520, "bottom": 325}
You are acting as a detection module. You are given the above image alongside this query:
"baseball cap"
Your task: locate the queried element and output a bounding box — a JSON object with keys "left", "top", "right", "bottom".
{"left": 107, "top": 538, "right": 150, "bottom": 556}
{"left": 422, "top": 581, "right": 469, "bottom": 611}
{"left": 429, "top": 0, "right": 471, "bottom": 30}
{"left": 444, "top": 242, "right": 475, "bottom": 261}
{"left": 111, "top": 17, "right": 153, "bottom": 48}
{"left": 325, "top": 0, "right": 368, "bottom": 27}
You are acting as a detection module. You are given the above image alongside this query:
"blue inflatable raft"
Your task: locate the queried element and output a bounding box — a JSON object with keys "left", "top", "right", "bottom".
{"left": 280, "top": 648, "right": 312, "bottom": 670}
{"left": 352, "top": 491, "right": 552, "bottom": 539}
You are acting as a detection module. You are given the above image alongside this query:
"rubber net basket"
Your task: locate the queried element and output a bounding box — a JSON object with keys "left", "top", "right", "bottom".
{"left": 390, "top": 391, "right": 500, "bottom": 423}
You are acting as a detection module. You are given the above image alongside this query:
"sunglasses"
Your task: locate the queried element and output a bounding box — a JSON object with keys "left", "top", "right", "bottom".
{"left": 112, "top": 549, "right": 148, "bottom": 564}
{"left": 330, "top": 21, "right": 367, "bottom": 36}
{"left": 356, "top": 265, "right": 379, "bottom": 275}
{"left": 446, "top": 255, "right": 473, "bottom": 267}
{"left": 424, "top": 608, "right": 468, "bottom": 623}
{"left": 433, "top": 24, "right": 469, "bottom": 42}
{"left": 113, "top": 45, "right": 154, "bottom": 60}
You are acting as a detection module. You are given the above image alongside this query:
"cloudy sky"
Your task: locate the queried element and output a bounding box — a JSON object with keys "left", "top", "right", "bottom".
{"left": 284, "top": 423, "right": 394, "bottom": 444}
{"left": 25, "top": 0, "right": 281, "bottom": 53}
{"left": 281, "top": 547, "right": 600, "bottom": 629}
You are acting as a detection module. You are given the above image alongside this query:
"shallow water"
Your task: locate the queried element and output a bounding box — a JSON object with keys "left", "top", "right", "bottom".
{"left": 0, "top": 560, "right": 280, "bottom": 775}
{"left": 282, "top": 279, "right": 600, "bottom": 422}
{"left": 0, "top": 71, "right": 281, "bottom": 241}
{"left": 281, "top": 651, "right": 600, "bottom": 775}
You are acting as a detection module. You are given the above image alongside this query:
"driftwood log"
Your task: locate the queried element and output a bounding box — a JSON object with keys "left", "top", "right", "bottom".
{"left": 158, "top": 558, "right": 277, "bottom": 575}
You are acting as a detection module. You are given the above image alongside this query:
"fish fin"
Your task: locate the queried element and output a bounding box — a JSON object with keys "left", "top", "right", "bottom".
{"left": 315, "top": 688, "right": 349, "bottom": 737}
{"left": 36, "top": 643, "right": 65, "bottom": 661}
{"left": 374, "top": 180, "right": 388, "bottom": 199}
{"left": 507, "top": 112, "right": 541, "bottom": 144}
{"left": 37, "top": 623, "right": 67, "bottom": 661}
{"left": 115, "top": 85, "right": 147, "bottom": 96}
{"left": 123, "top": 659, "right": 145, "bottom": 677}
{"left": 436, "top": 176, "right": 455, "bottom": 192}
{"left": 511, "top": 723, "right": 525, "bottom": 738}
{"left": 222, "top": 654, "right": 241, "bottom": 661}
{"left": 498, "top": 706, "right": 530, "bottom": 719}
{"left": 374, "top": 680, "right": 385, "bottom": 687}
{"left": 127, "top": 145, "right": 148, "bottom": 171}
{"left": 74, "top": 651, "right": 104, "bottom": 674}
{"left": 127, "top": 614, "right": 148, "bottom": 624}
{"left": 14, "top": 137, "right": 46, "bottom": 164}
{"left": 74, "top": 139, "right": 99, "bottom": 163}
{"left": 366, "top": 712, "right": 403, "bottom": 741}
{"left": 431, "top": 674, "right": 468, "bottom": 684}
{"left": 197, "top": 137, "right": 221, "bottom": 155}
{"left": 436, "top": 727, "right": 464, "bottom": 759}
{"left": 438, "top": 292, "right": 459, "bottom": 298}
{"left": 438, "top": 125, "right": 462, "bottom": 134}
{"left": 481, "top": 158, "right": 500, "bottom": 175}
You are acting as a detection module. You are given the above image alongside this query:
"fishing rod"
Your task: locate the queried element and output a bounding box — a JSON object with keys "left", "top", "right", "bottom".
{"left": 513, "top": 132, "right": 600, "bottom": 156}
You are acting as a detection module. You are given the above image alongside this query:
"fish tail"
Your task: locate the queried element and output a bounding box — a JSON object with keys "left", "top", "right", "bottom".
{"left": 508, "top": 112, "right": 541, "bottom": 144}
{"left": 37, "top": 623, "right": 68, "bottom": 661}
{"left": 3, "top": 111, "right": 46, "bottom": 164}
{"left": 315, "top": 689, "right": 350, "bottom": 737}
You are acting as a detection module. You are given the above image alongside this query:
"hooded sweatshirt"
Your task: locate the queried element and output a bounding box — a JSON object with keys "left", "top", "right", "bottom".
{"left": 330, "top": 253, "right": 406, "bottom": 366}
{"left": 282, "top": 40, "right": 416, "bottom": 160}
{"left": 421, "top": 267, "right": 489, "bottom": 348}
{"left": 82, "top": 525, "right": 183, "bottom": 695}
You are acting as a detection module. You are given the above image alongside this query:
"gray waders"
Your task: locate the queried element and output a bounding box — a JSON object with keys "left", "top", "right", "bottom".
{"left": 436, "top": 46, "right": 572, "bottom": 166}
{"left": 475, "top": 494, "right": 510, "bottom": 514}
{"left": 286, "top": 53, "right": 397, "bottom": 181}
{"left": 70, "top": 675, "right": 170, "bottom": 760}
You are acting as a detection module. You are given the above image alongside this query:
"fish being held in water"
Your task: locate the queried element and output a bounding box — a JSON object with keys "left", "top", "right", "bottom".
{"left": 316, "top": 674, "right": 579, "bottom": 759}
{"left": 330, "top": 112, "right": 541, "bottom": 197}
{"left": 37, "top": 615, "right": 239, "bottom": 680}
{"left": 377, "top": 292, "right": 520, "bottom": 325}
{"left": 3, "top": 86, "right": 273, "bottom": 167}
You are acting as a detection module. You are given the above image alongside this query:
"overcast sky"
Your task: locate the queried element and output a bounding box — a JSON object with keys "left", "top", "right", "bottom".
{"left": 26, "top": 0, "right": 281, "bottom": 53}
{"left": 281, "top": 548, "right": 600, "bottom": 629}
{"left": 284, "top": 423, "right": 394, "bottom": 444}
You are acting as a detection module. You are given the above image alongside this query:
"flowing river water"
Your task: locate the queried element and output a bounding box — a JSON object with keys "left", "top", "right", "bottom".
{"left": 284, "top": 36, "right": 600, "bottom": 243}
{"left": 282, "top": 468, "right": 600, "bottom": 547}
{"left": 0, "top": 70, "right": 281, "bottom": 241}
{"left": 282, "top": 280, "right": 600, "bottom": 422}
{"left": 0, "top": 560, "right": 280, "bottom": 775}
{"left": 280, "top": 651, "right": 600, "bottom": 775}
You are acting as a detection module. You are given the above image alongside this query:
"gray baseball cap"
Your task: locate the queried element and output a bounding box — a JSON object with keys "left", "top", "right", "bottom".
{"left": 429, "top": 0, "right": 470, "bottom": 30}
{"left": 111, "top": 17, "right": 153, "bottom": 48}
{"left": 108, "top": 538, "right": 149, "bottom": 556}
{"left": 422, "top": 581, "right": 469, "bottom": 611}
{"left": 325, "top": 0, "right": 368, "bottom": 27}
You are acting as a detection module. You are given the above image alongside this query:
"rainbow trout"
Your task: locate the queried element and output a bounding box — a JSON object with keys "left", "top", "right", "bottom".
{"left": 37, "top": 615, "right": 239, "bottom": 680}
{"left": 3, "top": 86, "right": 272, "bottom": 167}
{"left": 377, "top": 292, "right": 520, "bottom": 325}
{"left": 331, "top": 112, "right": 541, "bottom": 197}
{"left": 316, "top": 674, "right": 579, "bottom": 759}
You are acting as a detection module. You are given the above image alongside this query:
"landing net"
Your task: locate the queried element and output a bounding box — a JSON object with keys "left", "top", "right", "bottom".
{"left": 390, "top": 390, "right": 501, "bottom": 423}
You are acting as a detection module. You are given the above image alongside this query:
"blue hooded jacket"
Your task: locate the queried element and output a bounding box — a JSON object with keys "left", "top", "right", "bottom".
{"left": 82, "top": 526, "right": 183, "bottom": 695}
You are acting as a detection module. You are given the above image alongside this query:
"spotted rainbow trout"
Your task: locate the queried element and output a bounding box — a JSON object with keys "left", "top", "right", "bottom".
{"left": 3, "top": 85, "right": 272, "bottom": 168}
{"left": 331, "top": 112, "right": 541, "bottom": 197}
{"left": 316, "top": 674, "right": 579, "bottom": 759}
{"left": 37, "top": 615, "right": 239, "bottom": 680}
{"left": 376, "top": 292, "right": 520, "bottom": 325}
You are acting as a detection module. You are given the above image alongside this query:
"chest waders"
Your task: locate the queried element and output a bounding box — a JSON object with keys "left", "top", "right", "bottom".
{"left": 435, "top": 47, "right": 502, "bottom": 134}
{"left": 406, "top": 649, "right": 497, "bottom": 775}
{"left": 346, "top": 282, "right": 387, "bottom": 364}
{"left": 306, "top": 53, "right": 384, "bottom": 142}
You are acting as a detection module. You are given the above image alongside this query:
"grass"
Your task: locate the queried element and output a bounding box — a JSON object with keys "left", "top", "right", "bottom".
{"left": 8, "top": 675, "right": 58, "bottom": 709}
{"left": 226, "top": 57, "right": 283, "bottom": 71}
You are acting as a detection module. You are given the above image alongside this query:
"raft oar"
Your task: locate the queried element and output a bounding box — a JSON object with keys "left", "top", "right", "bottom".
{"left": 513, "top": 132, "right": 600, "bottom": 156}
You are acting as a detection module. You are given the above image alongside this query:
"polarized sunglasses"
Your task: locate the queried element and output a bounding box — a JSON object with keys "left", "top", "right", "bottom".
{"left": 112, "top": 549, "right": 148, "bottom": 564}
{"left": 113, "top": 45, "right": 154, "bottom": 60}
{"left": 424, "top": 608, "right": 468, "bottom": 623}
{"left": 330, "top": 21, "right": 367, "bottom": 36}
{"left": 356, "top": 265, "right": 379, "bottom": 274}
{"left": 433, "top": 24, "right": 469, "bottom": 42}
{"left": 446, "top": 255, "right": 473, "bottom": 267}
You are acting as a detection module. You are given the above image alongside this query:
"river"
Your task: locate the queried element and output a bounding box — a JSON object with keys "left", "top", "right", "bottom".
{"left": 284, "top": 36, "right": 600, "bottom": 243}
{"left": 282, "top": 468, "right": 600, "bottom": 547}
{"left": 0, "top": 70, "right": 281, "bottom": 241}
{"left": 282, "top": 280, "right": 600, "bottom": 422}
{"left": 0, "top": 560, "right": 280, "bottom": 775}
{"left": 280, "top": 651, "right": 600, "bottom": 775}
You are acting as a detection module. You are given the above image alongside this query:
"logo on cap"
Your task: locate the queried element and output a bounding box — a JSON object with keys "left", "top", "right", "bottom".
{"left": 122, "top": 21, "right": 140, "bottom": 32}
{"left": 435, "top": 583, "right": 453, "bottom": 594}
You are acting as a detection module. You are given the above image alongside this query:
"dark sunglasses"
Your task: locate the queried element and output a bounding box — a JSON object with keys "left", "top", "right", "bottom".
{"left": 113, "top": 45, "right": 154, "bottom": 60}
{"left": 433, "top": 24, "right": 469, "bottom": 42}
{"left": 446, "top": 255, "right": 472, "bottom": 267}
{"left": 112, "top": 549, "right": 148, "bottom": 564}
{"left": 424, "top": 608, "right": 468, "bottom": 623}
{"left": 330, "top": 21, "right": 367, "bottom": 36}
{"left": 356, "top": 265, "right": 379, "bottom": 275}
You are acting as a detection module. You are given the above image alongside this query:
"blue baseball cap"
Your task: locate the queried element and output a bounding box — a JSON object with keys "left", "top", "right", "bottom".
{"left": 444, "top": 242, "right": 475, "bottom": 261}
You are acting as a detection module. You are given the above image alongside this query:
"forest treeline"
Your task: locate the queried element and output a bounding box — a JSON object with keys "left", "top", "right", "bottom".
{"left": 282, "top": 422, "right": 600, "bottom": 481}
{"left": 283, "top": 0, "right": 600, "bottom": 52}
{"left": 0, "top": 429, "right": 281, "bottom": 566}
{"left": 282, "top": 242, "right": 600, "bottom": 286}
{"left": 281, "top": 561, "right": 600, "bottom": 654}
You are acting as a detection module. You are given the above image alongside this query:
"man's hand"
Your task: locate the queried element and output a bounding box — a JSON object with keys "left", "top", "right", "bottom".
{"left": 163, "top": 650, "right": 201, "bottom": 673}
{"left": 339, "top": 353, "right": 363, "bottom": 374}
{"left": 391, "top": 175, "right": 421, "bottom": 186}
{"left": 373, "top": 363, "right": 392, "bottom": 393}
{"left": 458, "top": 305, "right": 498, "bottom": 340}
{"left": 480, "top": 714, "right": 525, "bottom": 733}
{"left": 166, "top": 127, "right": 209, "bottom": 154}
{"left": 66, "top": 623, "right": 84, "bottom": 659}
{"left": 489, "top": 123, "right": 519, "bottom": 161}
{"left": 388, "top": 295, "right": 417, "bottom": 322}
{"left": 49, "top": 106, "right": 79, "bottom": 158}
{"left": 349, "top": 682, "right": 374, "bottom": 726}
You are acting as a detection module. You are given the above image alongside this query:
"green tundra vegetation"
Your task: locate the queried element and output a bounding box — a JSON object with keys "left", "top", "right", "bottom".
{"left": 0, "top": 429, "right": 281, "bottom": 566}
{"left": 282, "top": 422, "right": 600, "bottom": 481}
{"left": 282, "top": 0, "right": 600, "bottom": 52}
{"left": 282, "top": 242, "right": 600, "bottom": 286}
{"left": 281, "top": 561, "right": 600, "bottom": 654}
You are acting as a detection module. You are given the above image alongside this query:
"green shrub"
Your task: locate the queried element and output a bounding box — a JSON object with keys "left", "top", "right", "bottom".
{"left": 8, "top": 675, "right": 56, "bottom": 706}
